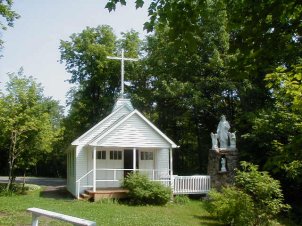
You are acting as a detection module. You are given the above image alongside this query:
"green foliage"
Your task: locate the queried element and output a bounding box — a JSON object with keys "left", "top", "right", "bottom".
{"left": 135, "top": 0, "right": 237, "bottom": 173}
{"left": 0, "top": 71, "right": 63, "bottom": 189}
{"left": 173, "top": 195, "right": 190, "bottom": 205}
{"left": 60, "top": 25, "right": 142, "bottom": 141}
{"left": 206, "top": 187, "right": 255, "bottom": 226}
{"left": 95, "top": 197, "right": 118, "bottom": 205}
{"left": 0, "top": 0, "right": 20, "bottom": 51}
{"left": 266, "top": 64, "right": 302, "bottom": 111}
{"left": 0, "top": 191, "right": 219, "bottom": 226}
{"left": 0, "top": 0, "right": 19, "bottom": 29}
{"left": 235, "top": 162, "right": 290, "bottom": 225}
{"left": 123, "top": 172, "right": 172, "bottom": 205}
{"left": 0, "top": 183, "right": 40, "bottom": 196}
{"left": 243, "top": 63, "right": 302, "bottom": 184}
{"left": 207, "top": 162, "right": 290, "bottom": 226}
{"left": 241, "top": 62, "right": 302, "bottom": 222}
{"left": 106, "top": 0, "right": 144, "bottom": 12}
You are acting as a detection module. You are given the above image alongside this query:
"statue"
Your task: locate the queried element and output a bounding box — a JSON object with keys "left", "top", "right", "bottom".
{"left": 211, "top": 133, "right": 218, "bottom": 149}
{"left": 220, "top": 157, "right": 227, "bottom": 172}
{"left": 216, "top": 115, "right": 230, "bottom": 148}
{"left": 228, "top": 132, "right": 236, "bottom": 148}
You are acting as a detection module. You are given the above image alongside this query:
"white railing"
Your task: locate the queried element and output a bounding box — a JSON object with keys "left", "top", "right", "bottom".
{"left": 76, "top": 168, "right": 171, "bottom": 198}
{"left": 27, "top": 208, "right": 96, "bottom": 226}
{"left": 173, "top": 175, "right": 210, "bottom": 194}
{"left": 76, "top": 169, "right": 210, "bottom": 198}
{"left": 76, "top": 170, "right": 93, "bottom": 199}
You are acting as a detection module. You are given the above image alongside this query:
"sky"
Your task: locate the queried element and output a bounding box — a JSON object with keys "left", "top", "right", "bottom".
{"left": 0, "top": 0, "right": 149, "bottom": 111}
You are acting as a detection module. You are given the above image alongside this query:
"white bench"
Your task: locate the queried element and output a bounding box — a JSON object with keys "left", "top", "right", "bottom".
{"left": 27, "top": 207, "right": 96, "bottom": 226}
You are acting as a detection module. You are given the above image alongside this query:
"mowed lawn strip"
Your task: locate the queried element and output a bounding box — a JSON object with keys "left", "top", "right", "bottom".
{"left": 0, "top": 188, "right": 221, "bottom": 226}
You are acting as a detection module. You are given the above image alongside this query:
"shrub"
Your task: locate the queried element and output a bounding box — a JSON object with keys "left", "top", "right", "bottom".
{"left": 206, "top": 187, "right": 255, "bottom": 226}
{"left": 123, "top": 172, "right": 172, "bottom": 205}
{"left": 206, "top": 162, "right": 290, "bottom": 226}
{"left": 0, "top": 183, "right": 41, "bottom": 196}
{"left": 174, "top": 195, "right": 190, "bottom": 205}
{"left": 235, "top": 161, "right": 290, "bottom": 225}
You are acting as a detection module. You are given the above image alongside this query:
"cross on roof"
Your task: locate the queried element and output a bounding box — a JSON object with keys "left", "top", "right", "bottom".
{"left": 107, "top": 49, "right": 138, "bottom": 97}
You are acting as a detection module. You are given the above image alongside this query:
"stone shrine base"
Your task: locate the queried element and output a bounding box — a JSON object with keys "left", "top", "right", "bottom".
{"left": 207, "top": 148, "right": 239, "bottom": 190}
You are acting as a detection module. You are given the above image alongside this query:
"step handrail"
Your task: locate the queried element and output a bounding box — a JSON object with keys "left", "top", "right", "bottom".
{"left": 76, "top": 170, "right": 93, "bottom": 198}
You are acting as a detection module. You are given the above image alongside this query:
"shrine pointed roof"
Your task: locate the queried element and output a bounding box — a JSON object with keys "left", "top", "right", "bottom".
{"left": 112, "top": 96, "right": 134, "bottom": 112}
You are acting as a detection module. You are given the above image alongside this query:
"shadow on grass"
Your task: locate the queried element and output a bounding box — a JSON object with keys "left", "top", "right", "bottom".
{"left": 39, "top": 186, "right": 74, "bottom": 200}
{"left": 193, "top": 215, "right": 223, "bottom": 226}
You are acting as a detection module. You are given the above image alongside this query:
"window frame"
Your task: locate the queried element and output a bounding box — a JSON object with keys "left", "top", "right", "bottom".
{"left": 141, "top": 151, "right": 154, "bottom": 160}
{"left": 96, "top": 150, "right": 106, "bottom": 160}
{"left": 109, "top": 150, "right": 122, "bottom": 160}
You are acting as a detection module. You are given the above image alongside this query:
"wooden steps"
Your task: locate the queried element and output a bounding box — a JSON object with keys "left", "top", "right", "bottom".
{"left": 80, "top": 188, "right": 129, "bottom": 202}
{"left": 80, "top": 192, "right": 92, "bottom": 201}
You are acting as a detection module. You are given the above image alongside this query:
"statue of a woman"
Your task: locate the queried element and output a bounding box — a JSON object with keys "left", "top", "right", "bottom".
{"left": 217, "top": 115, "right": 230, "bottom": 148}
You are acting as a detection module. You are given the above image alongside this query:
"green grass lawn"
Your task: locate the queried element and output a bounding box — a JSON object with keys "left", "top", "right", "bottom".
{"left": 0, "top": 186, "right": 221, "bottom": 226}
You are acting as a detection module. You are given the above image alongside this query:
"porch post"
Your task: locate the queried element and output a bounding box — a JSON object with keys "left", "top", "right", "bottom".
{"left": 133, "top": 148, "right": 136, "bottom": 171}
{"left": 169, "top": 148, "right": 173, "bottom": 189}
{"left": 93, "top": 146, "right": 96, "bottom": 192}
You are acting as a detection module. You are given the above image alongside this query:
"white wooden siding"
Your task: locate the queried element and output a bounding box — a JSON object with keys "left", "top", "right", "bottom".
{"left": 87, "top": 148, "right": 93, "bottom": 188}
{"left": 86, "top": 147, "right": 123, "bottom": 188}
{"left": 156, "top": 148, "right": 170, "bottom": 177}
{"left": 138, "top": 149, "right": 155, "bottom": 178}
{"left": 74, "top": 106, "right": 131, "bottom": 145}
{"left": 96, "top": 149, "right": 123, "bottom": 188}
{"left": 75, "top": 145, "right": 88, "bottom": 194}
{"left": 96, "top": 114, "right": 171, "bottom": 148}
{"left": 67, "top": 148, "right": 76, "bottom": 196}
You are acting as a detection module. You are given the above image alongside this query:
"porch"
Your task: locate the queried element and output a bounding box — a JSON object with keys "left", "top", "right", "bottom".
{"left": 76, "top": 168, "right": 211, "bottom": 200}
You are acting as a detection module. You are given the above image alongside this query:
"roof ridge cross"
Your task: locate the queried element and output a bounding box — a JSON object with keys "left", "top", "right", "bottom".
{"left": 107, "top": 49, "right": 138, "bottom": 97}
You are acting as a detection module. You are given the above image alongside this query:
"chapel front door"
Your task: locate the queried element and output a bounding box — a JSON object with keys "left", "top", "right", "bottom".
{"left": 124, "top": 149, "right": 133, "bottom": 178}
{"left": 124, "top": 149, "right": 139, "bottom": 178}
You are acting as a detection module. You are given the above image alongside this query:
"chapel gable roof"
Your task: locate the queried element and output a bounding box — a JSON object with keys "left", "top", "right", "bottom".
{"left": 71, "top": 100, "right": 133, "bottom": 146}
{"left": 89, "top": 110, "right": 178, "bottom": 148}
{"left": 72, "top": 97, "right": 178, "bottom": 148}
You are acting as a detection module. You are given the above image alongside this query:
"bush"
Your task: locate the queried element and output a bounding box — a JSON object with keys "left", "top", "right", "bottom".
{"left": 206, "top": 162, "right": 290, "bottom": 226}
{"left": 0, "top": 183, "right": 41, "bottom": 196}
{"left": 123, "top": 172, "right": 172, "bottom": 205}
{"left": 174, "top": 195, "right": 190, "bottom": 205}
{"left": 206, "top": 187, "right": 255, "bottom": 226}
{"left": 235, "top": 162, "right": 290, "bottom": 225}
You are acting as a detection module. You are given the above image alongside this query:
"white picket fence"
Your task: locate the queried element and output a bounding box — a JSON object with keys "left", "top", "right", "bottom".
{"left": 173, "top": 175, "right": 211, "bottom": 194}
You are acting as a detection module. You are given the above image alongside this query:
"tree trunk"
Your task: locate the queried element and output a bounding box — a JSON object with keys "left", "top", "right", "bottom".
{"left": 22, "top": 171, "right": 26, "bottom": 191}
{"left": 6, "top": 155, "right": 15, "bottom": 190}
{"left": 6, "top": 131, "right": 17, "bottom": 191}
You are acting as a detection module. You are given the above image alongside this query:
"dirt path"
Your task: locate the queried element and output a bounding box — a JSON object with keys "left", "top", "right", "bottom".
{"left": 0, "top": 176, "right": 72, "bottom": 199}
{"left": 0, "top": 176, "right": 66, "bottom": 187}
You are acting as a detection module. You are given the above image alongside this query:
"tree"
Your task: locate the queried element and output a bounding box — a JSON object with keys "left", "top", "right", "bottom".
{"left": 60, "top": 25, "right": 118, "bottom": 137}
{"left": 60, "top": 26, "right": 142, "bottom": 144}
{"left": 105, "top": 0, "right": 302, "bottom": 115}
{"left": 243, "top": 63, "right": 302, "bottom": 178}
{"left": 241, "top": 63, "right": 302, "bottom": 222}
{"left": 126, "top": 0, "right": 238, "bottom": 174}
{"left": 105, "top": 0, "right": 302, "bottom": 220}
{"left": 0, "top": 0, "right": 20, "bottom": 54}
{"left": 0, "top": 71, "right": 62, "bottom": 189}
